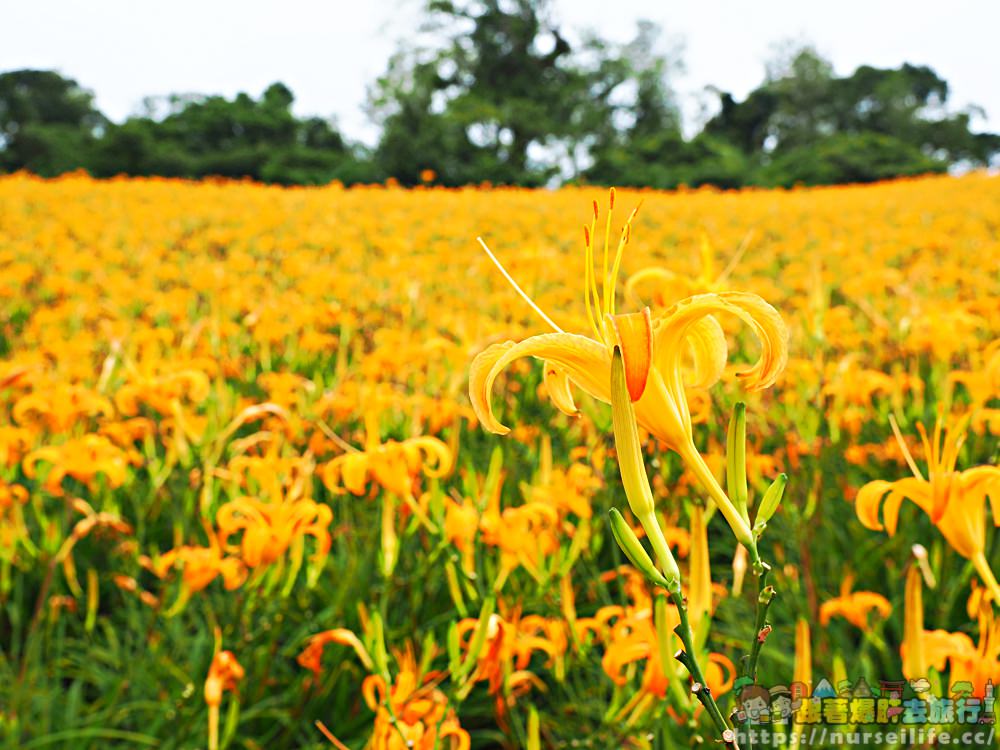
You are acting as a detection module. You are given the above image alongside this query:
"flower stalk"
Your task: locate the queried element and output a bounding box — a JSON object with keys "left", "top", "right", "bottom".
{"left": 670, "top": 587, "right": 740, "bottom": 749}
{"left": 609, "top": 347, "right": 739, "bottom": 747}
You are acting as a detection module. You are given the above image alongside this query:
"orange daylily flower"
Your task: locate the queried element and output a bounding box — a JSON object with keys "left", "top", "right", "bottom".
{"left": 455, "top": 610, "right": 565, "bottom": 703}
{"left": 0, "top": 479, "right": 29, "bottom": 553}
{"left": 115, "top": 367, "right": 211, "bottom": 418}
{"left": 853, "top": 414, "right": 1000, "bottom": 600}
{"left": 819, "top": 575, "right": 892, "bottom": 630}
{"left": 904, "top": 598, "right": 999, "bottom": 697}
{"left": 443, "top": 496, "right": 479, "bottom": 571}
{"left": 205, "top": 649, "right": 244, "bottom": 707}
{"left": 13, "top": 382, "right": 113, "bottom": 432}
{"left": 24, "top": 434, "right": 140, "bottom": 494}
{"left": 470, "top": 190, "right": 787, "bottom": 544}
{"left": 319, "top": 406, "right": 449, "bottom": 574}
{"left": 205, "top": 648, "right": 245, "bottom": 750}
{"left": 320, "top": 409, "right": 452, "bottom": 498}
{"left": 577, "top": 567, "right": 734, "bottom": 720}
{"left": 362, "top": 649, "right": 470, "bottom": 750}
{"left": 151, "top": 526, "right": 248, "bottom": 597}
{"left": 297, "top": 627, "right": 374, "bottom": 676}
{"left": 0, "top": 425, "right": 32, "bottom": 468}
{"left": 215, "top": 493, "right": 332, "bottom": 569}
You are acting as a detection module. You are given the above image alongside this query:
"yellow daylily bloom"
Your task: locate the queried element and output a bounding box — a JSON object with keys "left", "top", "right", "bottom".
{"left": 215, "top": 493, "right": 333, "bottom": 569}
{"left": 853, "top": 414, "right": 1000, "bottom": 601}
{"left": 470, "top": 190, "right": 788, "bottom": 544}
{"left": 904, "top": 596, "right": 999, "bottom": 698}
{"left": 319, "top": 409, "right": 452, "bottom": 498}
{"left": 818, "top": 574, "right": 892, "bottom": 630}
{"left": 361, "top": 647, "right": 471, "bottom": 750}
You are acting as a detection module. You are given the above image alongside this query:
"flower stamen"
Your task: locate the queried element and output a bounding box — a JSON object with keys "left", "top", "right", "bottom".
{"left": 889, "top": 414, "right": 924, "bottom": 482}
{"left": 583, "top": 225, "right": 603, "bottom": 341}
{"left": 478, "top": 237, "right": 563, "bottom": 333}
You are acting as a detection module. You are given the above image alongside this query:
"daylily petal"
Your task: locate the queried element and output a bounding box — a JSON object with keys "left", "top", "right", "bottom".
{"left": 684, "top": 315, "right": 728, "bottom": 389}
{"left": 653, "top": 292, "right": 788, "bottom": 392}
{"left": 959, "top": 466, "right": 1000, "bottom": 529}
{"left": 341, "top": 453, "right": 371, "bottom": 495}
{"left": 609, "top": 308, "right": 653, "bottom": 402}
{"left": 469, "top": 333, "right": 610, "bottom": 435}
{"left": 854, "top": 480, "right": 893, "bottom": 531}
{"left": 407, "top": 436, "right": 453, "bottom": 478}
{"left": 542, "top": 361, "right": 579, "bottom": 417}
{"left": 883, "top": 478, "right": 932, "bottom": 536}
{"left": 854, "top": 478, "right": 930, "bottom": 534}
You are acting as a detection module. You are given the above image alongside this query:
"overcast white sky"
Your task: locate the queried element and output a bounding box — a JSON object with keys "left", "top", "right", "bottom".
{"left": 4, "top": 0, "right": 998, "bottom": 144}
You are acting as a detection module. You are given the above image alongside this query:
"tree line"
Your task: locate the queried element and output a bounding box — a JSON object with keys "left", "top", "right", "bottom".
{"left": 2, "top": 0, "right": 997, "bottom": 188}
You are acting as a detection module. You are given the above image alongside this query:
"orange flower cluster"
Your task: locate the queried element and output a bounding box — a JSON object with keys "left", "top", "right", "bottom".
{"left": 1, "top": 171, "right": 997, "bottom": 747}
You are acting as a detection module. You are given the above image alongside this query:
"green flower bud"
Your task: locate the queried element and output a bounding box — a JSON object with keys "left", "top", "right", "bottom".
{"left": 610, "top": 348, "right": 655, "bottom": 519}
{"left": 727, "top": 402, "right": 749, "bottom": 522}
{"left": 609, "top": 508, "right": 670, "bottom": 589}
{"left": 753, "top": 473, "right": 787, "bottom": 537}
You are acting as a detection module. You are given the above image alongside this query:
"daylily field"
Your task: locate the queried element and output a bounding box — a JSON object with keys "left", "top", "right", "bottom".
{"left": 0, "top": 172, "right": 998, "bottom": 749}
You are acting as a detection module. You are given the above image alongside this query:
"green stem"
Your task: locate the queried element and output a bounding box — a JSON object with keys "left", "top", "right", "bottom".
{"left": 679, "top": 443, "right": 755, "bottom": 553}
{"left": 744, "top": 564, "right": 775, "bottom": 682}
{"left": 669, "top": 590, "right": 739, "bottom": 749}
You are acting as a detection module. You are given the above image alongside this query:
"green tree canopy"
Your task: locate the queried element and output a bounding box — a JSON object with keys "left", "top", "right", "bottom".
{"left": 703, "top": 47, "right": 999, "bottom": 186}
{"left": 369, "top": 0, "right": 632, "bottom": 185}
{"left": 0, "top": 69, "right": 105, "bottom": 175}
{"left": 1, "top": 23, "right": 998, "bottom": 188}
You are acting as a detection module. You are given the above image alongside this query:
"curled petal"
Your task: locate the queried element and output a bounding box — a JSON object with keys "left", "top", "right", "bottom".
{"left": 653, "top": 292, "right": 788, "bottom": 392}
{"left": 469, "top": 333, "right": 610, "bottom": 434}
{"left": 854, "top": 478, "right": 930, "bottom": 534}
{"left": 960, "top": 466, "right": 1000, "bottom": 526}
{"left": 623, "top": 266, "right": 689, "bottom": 308}
{"left": 707, "top": 652, "right": 736, "bottom": 696}
{"left": 882, "top": 478, "right": 932, "bottom": 536}
{"left": 684, "top": 315, "right": 728, "bottom": 389}
{"left": 854, "top": 480, "right": 893, "bottom": 531}
{"left": 543, "top": 362, "right": 579, "bottom": 417}
{"left": 439, "top": 723, "right": 471, "bottom": 750}
{"left": 362, "top": 674, "right": 386, "bottom": 711}
{"left": 22, "top": 447, "right": 60, "bottom": 478}
{"left": 856, "top": 592, "right": 892, "bottom": 620}
{"left": 409, "top": 436, "right": 453, "bottom": 478}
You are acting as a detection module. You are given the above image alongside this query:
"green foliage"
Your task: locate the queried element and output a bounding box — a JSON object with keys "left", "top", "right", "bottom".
{"left": 1, "top": 15, "right": 998, "bottom": 187}
{"left": 702, "top": 47, "right": 998, "bottom": 186}
{"left": 758, "top": 132, "right": 947, "bottom": 187}
{"left": 1, "top": 72, "right": 377, "bottom": 185}
{"left": 369, "top": 0, "right": 631, "bottom": 186}
{"left": 0, "top": 70, "right": 104, "bottom": 175}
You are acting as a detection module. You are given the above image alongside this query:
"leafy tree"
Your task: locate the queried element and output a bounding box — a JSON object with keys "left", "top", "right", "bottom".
{"left": 370, "top": 0, "right": 630, "bottom": 185}
{"left": 2, "top": 31, "right": 997, "bottom": 188}
{"left": 0, "top": 70, "right": 105, "bottom": 175}
{"left": 585, "top": 22, "right": 711, "bottom": 188}
{"left": 88, "top": 84, "right": 377, "bottom": 185}
{"left": 704, "top": 46, "right": 999, "bottom": 185}
{"left": 759, "top": 132, "right": 945, "bottom": 187}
